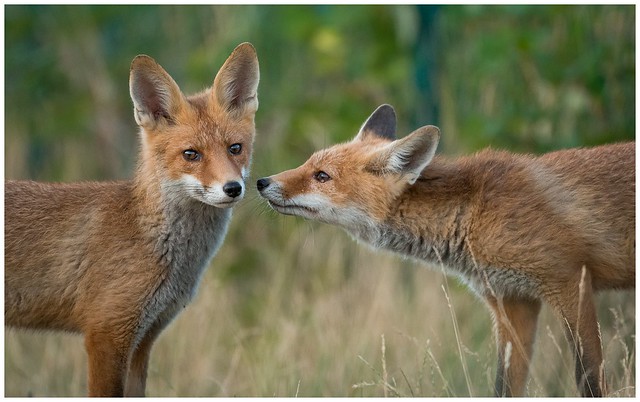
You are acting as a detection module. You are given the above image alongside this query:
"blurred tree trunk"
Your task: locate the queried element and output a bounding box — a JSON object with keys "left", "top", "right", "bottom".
{"left": 413, "top": 6, "right": 439, "bottom": 131}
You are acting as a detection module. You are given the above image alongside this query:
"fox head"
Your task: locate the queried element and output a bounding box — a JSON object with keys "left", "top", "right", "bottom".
{"left": 257, "top": 104, "right": 440, "bottom": 228}
{"left": 130, "top": 42, "right": 259, "bottom": 208}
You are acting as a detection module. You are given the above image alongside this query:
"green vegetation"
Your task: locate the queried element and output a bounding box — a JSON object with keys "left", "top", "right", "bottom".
{"left": 5, "top": 5, "right": 635, "bottom": 396}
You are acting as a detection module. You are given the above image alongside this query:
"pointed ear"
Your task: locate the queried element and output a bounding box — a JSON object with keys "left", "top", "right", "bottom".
{"left": 354, "top": 104, "right": 397, "bottom": 142}
{"left": 212, "top": 42, "right": 260, "bottom": 114}
{"left": 129, "top": 55, "right": 184, "bottom": 129}
{"left": 367, "top": 125, "right": 440, "bottom": 184}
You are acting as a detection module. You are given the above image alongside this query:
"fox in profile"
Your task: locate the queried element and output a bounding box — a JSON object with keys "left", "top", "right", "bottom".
{"left": 257, "top": 104, "right": 635, "bottom": 397}
{"left": 5, "top": 43, "right": 259, "bottom": 396}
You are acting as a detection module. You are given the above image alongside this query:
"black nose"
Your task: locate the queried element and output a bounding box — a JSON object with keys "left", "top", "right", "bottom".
{"left": 256, "top": 177, "right": 271, "bottom": 191}
{"left": 223, "top": 181, "right": 243, "bottom": 198}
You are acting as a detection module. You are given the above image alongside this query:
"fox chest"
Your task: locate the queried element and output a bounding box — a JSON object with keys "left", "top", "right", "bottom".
{"left": 369, "top": 228, "right": 541, "bottom": 300}
{"left": 138, "top": 208, "right": 231, "bottom": 340}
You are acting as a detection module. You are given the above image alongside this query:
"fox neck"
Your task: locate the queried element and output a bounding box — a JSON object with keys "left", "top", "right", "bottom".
{"left": 351, "top": 158, "right": 477, "bottom": 278}
{"left": 133, "top": 156, "right": 232, "bottom": 274}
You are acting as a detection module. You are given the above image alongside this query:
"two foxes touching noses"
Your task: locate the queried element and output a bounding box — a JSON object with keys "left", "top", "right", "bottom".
{"left": 4, "top": 43, "right": 635, "bottom": 397}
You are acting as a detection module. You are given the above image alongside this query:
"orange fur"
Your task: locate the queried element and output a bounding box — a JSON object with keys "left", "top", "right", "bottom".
{"left": 258, "top": 104, "right": 635, "bottom": 396}
{"left": 5, "top": 43, "right": 260, "bottom": 396}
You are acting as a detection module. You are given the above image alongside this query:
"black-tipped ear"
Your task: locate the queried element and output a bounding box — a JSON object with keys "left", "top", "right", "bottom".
{"left": 354, "top": 104, "right": 397, "bottom": 142}
{"left": 212, "top": 42, "right": 260, "bottom": 114}
{"left": 367, "top": 125, "right": 440, "bottom": 184}
{"left": 130, "top": 55, "right": 184, "bottom": 129}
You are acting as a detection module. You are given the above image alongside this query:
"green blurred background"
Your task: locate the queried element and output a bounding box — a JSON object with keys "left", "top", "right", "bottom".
{"left": 4, "top": 5, "right": 635, "bottom": 397}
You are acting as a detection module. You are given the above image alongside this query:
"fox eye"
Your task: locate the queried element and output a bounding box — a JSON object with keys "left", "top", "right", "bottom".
{"left": 314, "top": 171, "right": 331, "bottom": 183}
{"left": 229, "top": 143, "right": 242, "bottom": 155}
{"left": 183, "top": 149, "right": 201, "bottom": 162}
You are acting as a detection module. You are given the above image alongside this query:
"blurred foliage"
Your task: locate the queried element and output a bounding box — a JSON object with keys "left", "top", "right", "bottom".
{"left": 4, "top": 5, "right": 635, "bottom": 397}
{"left": 439, "top": 5, "right": 634, "bottom": 152}
{"left": 6, "top": 5, "right": 634, "bottom": 180}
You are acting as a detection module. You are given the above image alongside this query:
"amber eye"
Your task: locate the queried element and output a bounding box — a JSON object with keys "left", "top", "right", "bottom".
{"left": 183, "top": 149, "right": 201, "bottom": 161}
{"left": 314, "top": 171, "right": 331, "bottom": 183}
{"left": 229, "top": 143, "right": 242, "bottom": 155}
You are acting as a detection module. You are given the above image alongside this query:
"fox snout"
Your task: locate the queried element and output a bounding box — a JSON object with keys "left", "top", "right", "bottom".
{"left": 213, "top": 179, "right": 245, "bottom": 206}
{"left": 256, "top": 177, "right": 277, "bottom": 202}
{"left": 178, "top": 174, "right": 245, "bottom": 208}
{"left": 256, "top": 177, "right": 271, "bottom": 191}
{"left": 255, "top": 176, "right": 292, "bottom": 213}
{"left": 223, "top": 180, "right": 243, "bottom": 198}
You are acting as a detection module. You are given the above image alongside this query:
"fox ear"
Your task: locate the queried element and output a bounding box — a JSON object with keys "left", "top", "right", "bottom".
{"left": 367, "top": 125, "right": 440, "bottom": 184}
{"left": 129, "top": 55, "right": 184, "bottom": 129}
{"left": 212, "top": 42, "right": 260, "bottom": 114}
{"left": 354, "top": 104, "right": 397, "bottom": 142}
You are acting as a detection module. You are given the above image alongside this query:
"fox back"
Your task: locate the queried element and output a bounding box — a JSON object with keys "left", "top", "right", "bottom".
{"left": 5, "top": 43, "right": 259, "bottom": 396}
{"left": 257, "top": 104, "right": 634, "bottom": 396}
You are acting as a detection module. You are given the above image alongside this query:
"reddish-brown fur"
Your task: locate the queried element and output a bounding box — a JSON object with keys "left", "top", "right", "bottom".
{"left": 258, "top": 104, "right": 635, "bottom": 396}
{"left": 5, "top": 43, "right": 259, "bottom": 396}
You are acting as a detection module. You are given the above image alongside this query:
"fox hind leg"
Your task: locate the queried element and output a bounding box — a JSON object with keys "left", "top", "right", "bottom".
{"left": 547, "top": 268, "right": 604, "bottom": 397}
{"left": 485, "top": 296, "right": 541, "bottom": 397}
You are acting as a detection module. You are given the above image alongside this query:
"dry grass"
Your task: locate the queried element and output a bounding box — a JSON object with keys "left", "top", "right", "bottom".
{"left": 4, "top": 200, "right": 635, "bottom": 396}
{"left": 4, "top": 5, "right": 634, "bottom": 397}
